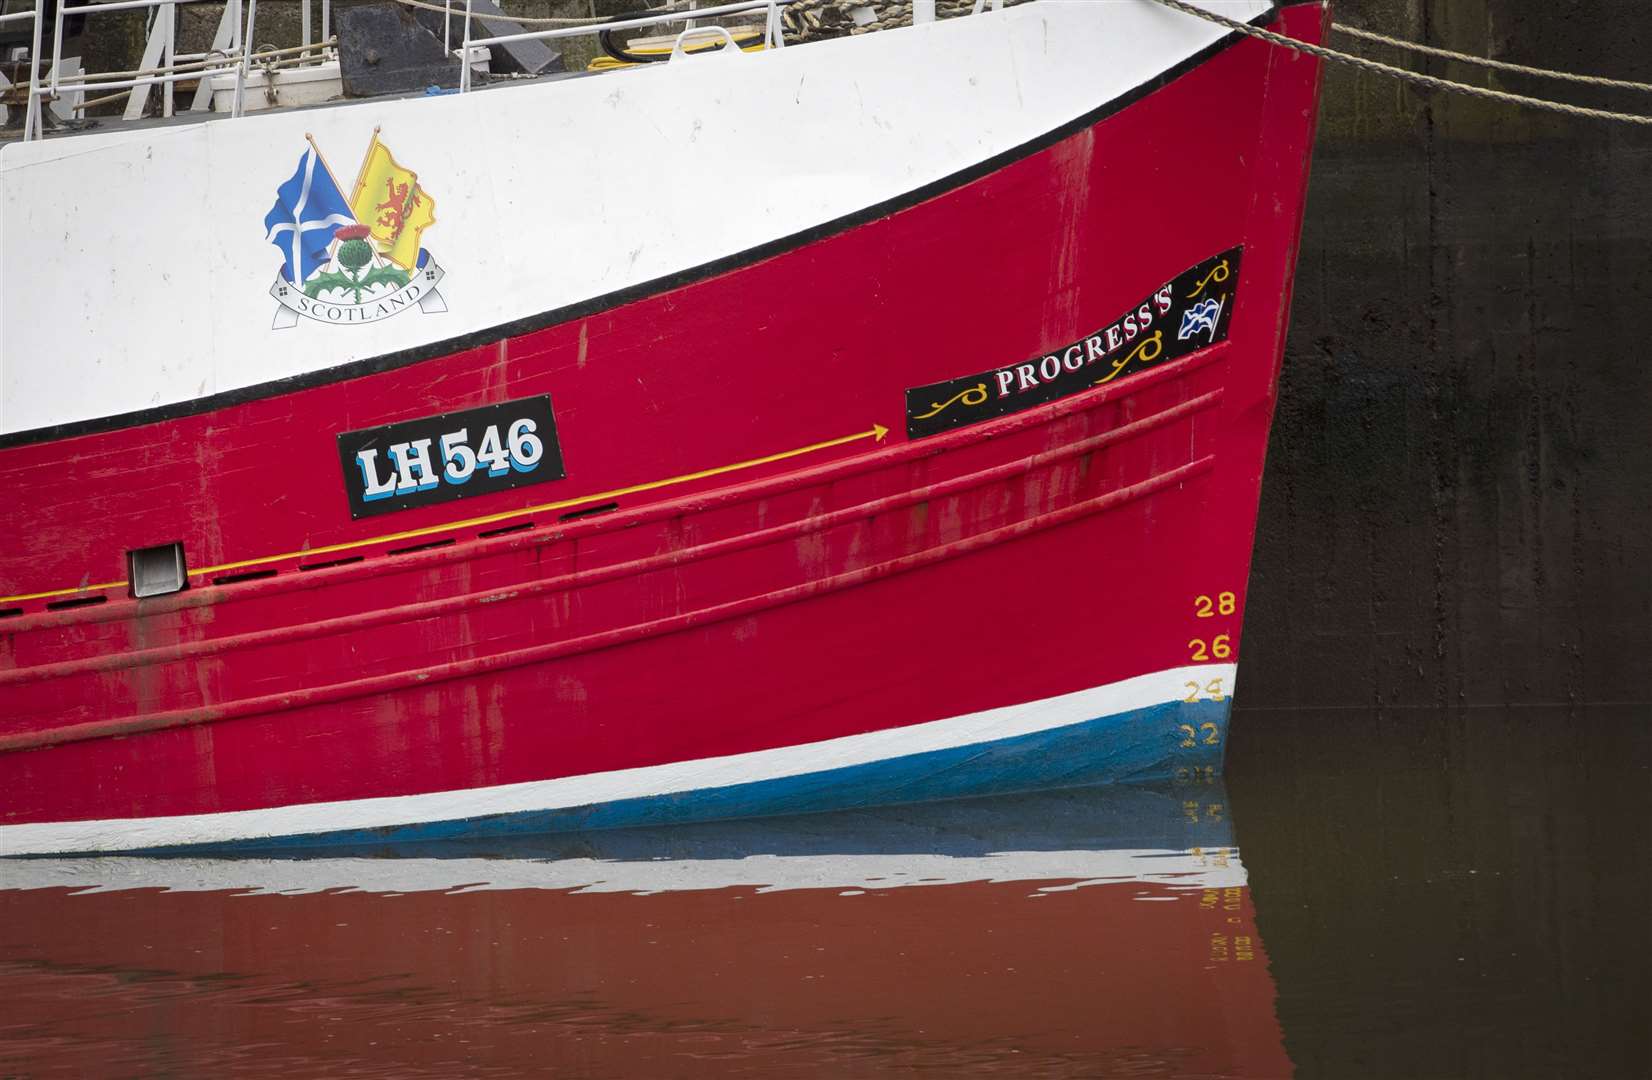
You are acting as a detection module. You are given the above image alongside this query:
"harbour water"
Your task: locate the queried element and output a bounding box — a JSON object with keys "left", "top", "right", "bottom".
{"left": 1, "top": 704, "right": 1644, "bottom": 1078}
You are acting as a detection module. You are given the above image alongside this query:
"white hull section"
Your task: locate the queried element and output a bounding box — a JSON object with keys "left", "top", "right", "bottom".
{"left": 0, "top": 0, "right": 1269, "bottom": 435}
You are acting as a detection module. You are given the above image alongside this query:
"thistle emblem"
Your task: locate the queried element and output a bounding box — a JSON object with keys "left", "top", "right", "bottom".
{"left": 303, "top": 224, "right": 412, "bottom": 304}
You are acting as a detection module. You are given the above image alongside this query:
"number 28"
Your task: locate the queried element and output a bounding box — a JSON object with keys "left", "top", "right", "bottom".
{"left": 1194, "top": 591, "right": 1237, "bottom": 618}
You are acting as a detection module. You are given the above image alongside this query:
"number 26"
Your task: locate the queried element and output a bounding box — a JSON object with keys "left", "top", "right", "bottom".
{"left": 1188, "top": 635, "right": 1233, "bottom": 661}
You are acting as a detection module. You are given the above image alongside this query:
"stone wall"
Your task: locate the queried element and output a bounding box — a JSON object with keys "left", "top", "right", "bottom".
{"left": 1241, "top": 0, "right": 1652, "bottom": 708}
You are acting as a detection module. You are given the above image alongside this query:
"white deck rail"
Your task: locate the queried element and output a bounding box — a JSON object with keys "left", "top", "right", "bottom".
{"left": 10, "top": 0, "right": 1005, "bottom": 140}
{"left": 1, "top": 0, "right": 45, "bottom": 139}
{"left": 454, "top": 0, "right": 802, "bottom": 92}
{"left": 10, "top": 0, "right": 335, "bottom": 138}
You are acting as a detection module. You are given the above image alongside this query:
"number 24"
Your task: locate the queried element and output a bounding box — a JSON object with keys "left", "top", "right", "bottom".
{"left": 1184, "top": 678, "right": 1226, "bottom": 703}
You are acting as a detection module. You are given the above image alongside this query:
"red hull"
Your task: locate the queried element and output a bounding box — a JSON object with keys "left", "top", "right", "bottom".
{"left": 0, "top": 5, "right": 1327, "bottom": 844}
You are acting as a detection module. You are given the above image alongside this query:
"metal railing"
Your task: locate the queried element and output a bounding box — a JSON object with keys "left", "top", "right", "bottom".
{"left": 48, "top": 0, "right": 250, "bottom": 125}
{"left": 8, "top": 0, "right": 1009, "bottom": 140}
{"left": 443, "top": 0, "right": 1005, "bottom": 91}
{"left": 12, "top": 0, "right": 338, "bottom": 140}
{"left": 454, "top": 0, "right": 799, "bottom": 92}
{"left": 1, "top": 0, "right": 45, "bottom": 140}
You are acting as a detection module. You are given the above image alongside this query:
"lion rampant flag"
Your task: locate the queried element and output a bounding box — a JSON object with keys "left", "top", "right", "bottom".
{"left": 349, "top": 132, "right": 436, "bottom": 270}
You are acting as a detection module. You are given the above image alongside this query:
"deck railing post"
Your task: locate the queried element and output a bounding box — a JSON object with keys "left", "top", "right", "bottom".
{"left": 48, "top": 0, "right": 63, "bottom": 100}
{"left": 123, "top": 4, "right": 170, "bottom": 120}
{"left": 232, "top": 0, "right": 248, "bottom": 116}
{"left": 22, "top": 0, "right": 44, "bottom": 140}
{"left": 460, "top": 0, "right": 474, "bottom": 92}
{"left": 765, "top": 0, "right": 784, "bottom": 48}
{"left": 162, "top": 1, "right": 176, "bottom": 117}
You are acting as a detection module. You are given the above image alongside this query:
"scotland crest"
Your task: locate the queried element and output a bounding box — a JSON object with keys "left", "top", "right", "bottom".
{"left": 264, "top": 128, "right": 447, "bottom": 329}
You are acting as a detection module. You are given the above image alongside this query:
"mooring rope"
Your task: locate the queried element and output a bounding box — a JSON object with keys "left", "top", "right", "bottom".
{"left": 1331, "top": 24, "right": 1652, "bottom": 94}
{"left": 1145, "top": 0, "right": 1652, "bottom": 126}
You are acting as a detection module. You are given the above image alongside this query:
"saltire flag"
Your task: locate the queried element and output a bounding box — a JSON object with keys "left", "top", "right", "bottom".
{"left": 349, "top": 133, "right": 437, "bottom": 271}
{"left": 1177, "top": 296, "right": 1225, "bottom": 343}
{"left": 264, "top": 147, "right": 356, "bottom": 287}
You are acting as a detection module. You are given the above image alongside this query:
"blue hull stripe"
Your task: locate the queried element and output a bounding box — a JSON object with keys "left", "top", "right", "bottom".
{"left": 165, "top": 698, "right": 1232, "bottom": 854}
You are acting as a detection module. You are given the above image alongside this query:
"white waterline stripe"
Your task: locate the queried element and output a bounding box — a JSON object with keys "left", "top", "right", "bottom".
{"left": 0, "top": 847, "right": 1249, "bottom": 896}
{"left": 0, "top": 664, "right": 1235, "bottom": 856}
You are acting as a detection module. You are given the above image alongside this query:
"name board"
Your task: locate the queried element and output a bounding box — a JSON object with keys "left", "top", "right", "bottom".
{"left": 904, "top": 248, "right": 1243, "bottom": 439}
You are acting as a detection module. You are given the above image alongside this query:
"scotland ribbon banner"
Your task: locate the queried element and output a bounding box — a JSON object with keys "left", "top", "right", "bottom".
{"left": 269, "top": 257, "right": 448, "bottom": 329}
{"left": 264, "top": 130, "right": 449, "bottom": 330}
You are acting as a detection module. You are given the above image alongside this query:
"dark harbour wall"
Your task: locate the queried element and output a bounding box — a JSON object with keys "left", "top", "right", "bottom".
{"left": 1240, "top": 0, "right": 1652, "bottom": 710}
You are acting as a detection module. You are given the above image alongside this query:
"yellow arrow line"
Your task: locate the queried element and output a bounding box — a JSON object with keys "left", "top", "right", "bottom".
{"left": 0, "top": 423, "right": 891, "bottom": 607}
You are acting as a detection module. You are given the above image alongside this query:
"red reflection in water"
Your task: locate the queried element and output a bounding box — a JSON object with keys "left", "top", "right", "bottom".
{"left": 0, "top": 873, "right": 1285, "bottom": 1077}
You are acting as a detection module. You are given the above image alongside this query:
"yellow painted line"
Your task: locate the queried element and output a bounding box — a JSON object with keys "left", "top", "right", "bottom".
{"left": 0, "top": 423, "right": 890, "bottom": 608}
{"left": 0, "top": 578, "right": 131, "bottom": 606}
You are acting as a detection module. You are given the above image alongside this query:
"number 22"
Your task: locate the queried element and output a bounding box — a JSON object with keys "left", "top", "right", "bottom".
{"left": 1176, "top": 722, "right": 1222, "bottom": 748}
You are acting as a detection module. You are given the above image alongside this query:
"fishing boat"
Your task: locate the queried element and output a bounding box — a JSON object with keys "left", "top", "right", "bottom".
{"left": 0, "top": 0, "right": 1327, "bottom": 855}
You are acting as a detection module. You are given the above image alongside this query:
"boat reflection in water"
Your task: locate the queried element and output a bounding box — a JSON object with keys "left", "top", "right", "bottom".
{"left": 0, "top": 780, "right": 1287, "bottom": 1078}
